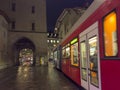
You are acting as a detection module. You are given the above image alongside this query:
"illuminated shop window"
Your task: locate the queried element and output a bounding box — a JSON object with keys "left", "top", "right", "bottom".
{"left": 51, "top": 40, "right": 53, "bottom": 43}
{"left": 57, "top": 40, "right": 59, "bottom": 43}
{"left": 103, "top": 11, "right": 118, "bottom": 56}
{"left": 70, "top": 38, "right": 78, "bottom": 66}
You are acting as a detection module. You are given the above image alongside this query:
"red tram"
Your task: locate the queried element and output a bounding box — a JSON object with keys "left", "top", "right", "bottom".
{"left": 57, "top": 0, "right": 120, "bottom": 90}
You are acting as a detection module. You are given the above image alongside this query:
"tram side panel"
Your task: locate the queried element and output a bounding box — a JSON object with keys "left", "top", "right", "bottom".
{"left": 98, "top": 3, "right": 120, "bottom": 89}
{"left": 61, "top": 38, "right": 81, "bottom": 86}
{"left": 77, "top": 0, "right": 120, "bottom": 89}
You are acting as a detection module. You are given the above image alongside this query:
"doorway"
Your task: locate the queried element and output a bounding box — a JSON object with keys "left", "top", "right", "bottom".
{"left": 79, "top": 22, "right": 101, "bottom": 90}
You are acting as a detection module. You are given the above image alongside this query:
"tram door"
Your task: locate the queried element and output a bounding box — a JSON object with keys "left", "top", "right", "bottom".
{"left": 79, "top": 22, "right": 101, "bottom": 90}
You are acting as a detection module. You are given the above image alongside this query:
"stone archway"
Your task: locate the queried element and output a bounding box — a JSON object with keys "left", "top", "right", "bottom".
{"left": 13, "top": 37, "right": 36, "bottom": 66}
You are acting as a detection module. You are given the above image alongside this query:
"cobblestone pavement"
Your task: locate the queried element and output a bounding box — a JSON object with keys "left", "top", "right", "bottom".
{"left": 0, "top": 63, "right": 84, "bottom": 90}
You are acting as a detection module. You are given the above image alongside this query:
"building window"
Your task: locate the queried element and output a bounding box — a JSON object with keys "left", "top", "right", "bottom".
{"left": 12, "top": 3, "right": 16, "bottom": 11}
{"left": 12, "top": 21, "right": 15, "bottom": 29}
{"left": 103, "top": 11, "right": 118, "bottom": 56}
{"left": 32, "top": 23, "right": 35, "bottom": 30}
{"left": 32, "top": 6, "right": 35, "bottom": 14}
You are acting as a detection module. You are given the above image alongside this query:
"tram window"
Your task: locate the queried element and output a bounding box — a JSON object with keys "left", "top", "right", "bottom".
{"left": 70, "top": 38, "right": 79, "bottom": 66}
{"left": 62, "top": 44, "right": 70, "bottom": 58}
{"left": 103, "top": 11, "right": 118, "bottom": 56}
{"left": 66, "top": 46, "right": 70, "bottom": 58}
{"left": 80, "top": 41, "right": 87, "bottom": 80}
{"left": 89, "top": 36, "right": 99, "bottom": 86}
{"left": 62, "top": 47, "right": 66, "bottom": 58}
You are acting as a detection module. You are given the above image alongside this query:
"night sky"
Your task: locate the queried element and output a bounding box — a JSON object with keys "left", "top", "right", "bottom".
{"left": 46, "top": 0, "right": 93, "bottom": 33}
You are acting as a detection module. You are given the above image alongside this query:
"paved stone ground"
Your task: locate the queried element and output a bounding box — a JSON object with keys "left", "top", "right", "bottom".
{"left": 0, "top": 63, "right": 84, "bottom": 90}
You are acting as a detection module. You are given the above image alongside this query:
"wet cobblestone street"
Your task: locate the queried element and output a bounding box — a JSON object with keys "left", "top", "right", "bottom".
{"left": 0, "top": 63, "right": 82, "bottom": 90}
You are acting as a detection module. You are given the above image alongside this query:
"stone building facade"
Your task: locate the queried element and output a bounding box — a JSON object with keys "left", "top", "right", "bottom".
{"left": 0, "top": 11, "right": 9, "bottom": 69}
{"left": 0, "top": 0, "right": 47, "bottom": 68}
{"left": 55, "top": 8, "right": 86, "bottom": 43}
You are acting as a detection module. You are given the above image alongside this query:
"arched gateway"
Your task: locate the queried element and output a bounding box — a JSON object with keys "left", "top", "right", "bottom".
{"left": 13, "top": 37, "right": 36, "bottom": 66}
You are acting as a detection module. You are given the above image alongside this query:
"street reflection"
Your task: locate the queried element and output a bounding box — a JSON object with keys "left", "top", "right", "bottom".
{"left": 17, "top": 66, "right": 33, "bottom": 81}
{"left": 0, "top": 64, "right": 80, "bottom": 90}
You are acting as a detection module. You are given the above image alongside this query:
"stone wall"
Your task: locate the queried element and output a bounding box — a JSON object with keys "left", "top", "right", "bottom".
{"left": 8, "top": 31, "right": 47, "bottom": 66}
{"left": 0, "top": 15, "right": 9, "bottom": 69}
